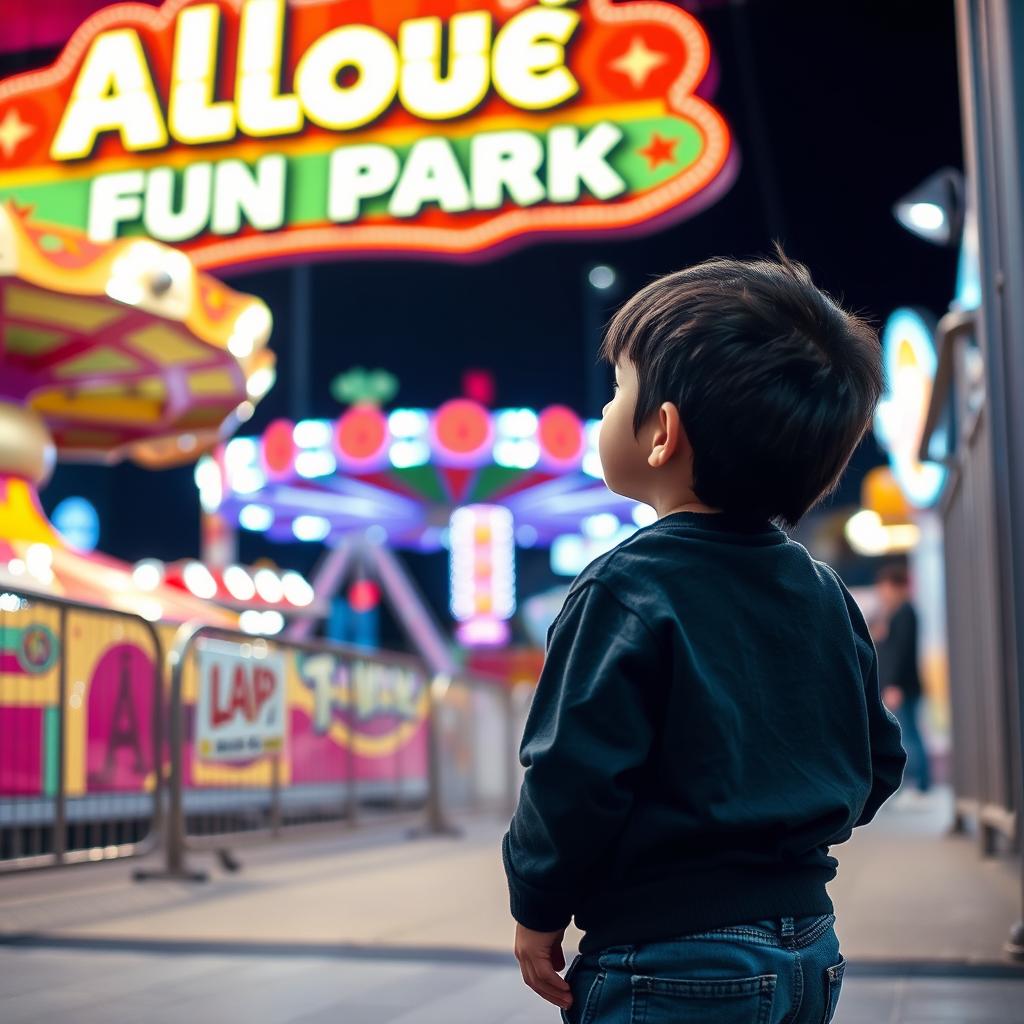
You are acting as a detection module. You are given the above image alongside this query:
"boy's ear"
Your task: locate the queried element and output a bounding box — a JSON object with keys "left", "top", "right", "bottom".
{"left": 648, "top": 402, "right": 686, "bottom": 468}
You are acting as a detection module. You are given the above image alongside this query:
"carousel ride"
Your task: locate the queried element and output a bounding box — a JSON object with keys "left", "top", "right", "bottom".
{"left": 0, "top": 201, "right": 277, "bottom": 623}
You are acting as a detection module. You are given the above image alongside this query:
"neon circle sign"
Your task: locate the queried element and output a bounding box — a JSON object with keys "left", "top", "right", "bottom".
{"left": 0, "top": 0, "right": 736, "bottom": 270}
{"left": 874, "top": 308, "right": 946, "bottom": 508}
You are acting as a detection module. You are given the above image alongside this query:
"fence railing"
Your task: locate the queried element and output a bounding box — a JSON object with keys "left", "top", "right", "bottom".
{"left": 1, "top": 590, "right": 527, "bottom": 876}
{"left": 0, "top": 588, "right": 164, "bottom": 870}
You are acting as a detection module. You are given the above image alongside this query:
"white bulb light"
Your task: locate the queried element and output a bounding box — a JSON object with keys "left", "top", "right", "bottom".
{"left": 282, "top": 571, "right": 314, "bottom": 607}
{"left": 223, "top": 565, "right": 256, "bottom": 601}
{"left": 239, "top": 504, "right": 274, "bottom": 531}
{"left": 183, "top": 561, "right": 217, "bottom": 599}
{"left": 293, "top": 515, "right": 331, "bottom": 542}
{"left": 254, "top": 568, "right": 285, "bottom": 603}
{"left": 132, "top": 560, "right": 164, "bottom": 591}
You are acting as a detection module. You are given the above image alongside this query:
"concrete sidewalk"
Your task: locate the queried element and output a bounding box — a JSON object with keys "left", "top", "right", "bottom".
{"left": 1, "top": 787, "right": 1022, "bottom": 1022}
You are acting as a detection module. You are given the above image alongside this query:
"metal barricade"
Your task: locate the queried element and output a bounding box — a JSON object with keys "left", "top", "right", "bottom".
{"left": 153, "top": 623, "right": 442, "bottom": 877}
{"left": 434, "top": 673, "right": 524, "bottom": 820}
{"left": 0, "top": 589, "right": 163, "bottom": 871}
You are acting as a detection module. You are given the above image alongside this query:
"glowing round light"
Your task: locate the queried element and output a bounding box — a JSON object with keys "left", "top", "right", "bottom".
{"left": 295, "top": 450, "right": 336, "bottom": 478}
{"left": 844, "top": 510, "right": 921, "bottom": 557}
{"left": 239, "top": 504, "right": 274, "bottom": 531}
{"left": 132, "top": 560, "right": 164, "bottom": 592}
{"left": 262, "top": 419, "right": 297, "bottom": 478}
{"left": 538, "top": 406, "right": 585, "bottom": 465}
{"left": 335, "top": 405, "right": 389, "bottom": 466}
{"left": 366, "top": 524, "right": 388, "bottom": 545}
{"left": 496, "top": 409, "right": 539, "bottom": 439}
{"left": 432, "top": 399, "right": 493, "bottom": 464}
{"left": 456, "top": 618, "right": 510, "bottom": 647}
{"left": 389, "top": 439, "right": 431, "bottom": 468}
{"left": 254, "top": 568, "right": 285, "bottom": 603}
{"left": 225, "top": 437, "right": 258, "bottom": 470}
{"left": 26, "top": 544, "right": 54, "bottom": 584}
{"left": 138, "top": 599, "right": 163, "bottom": 623}
{"left": 388, "top": 409, "right": 429, "bottom": 437}
{"left": 239, "top": 609, "right": 264, "bottom": 634}
{"left": 293, "top": 515, "right": 331, "bottom": 542}
{"left": 223, "top": 565, "right": 257, "bottom": 601}
{"left": 582, "top": 513, "right": 620, "bottom": 539}
{"left": 516, "top": 524, "right": 539, "bottom": 547}
{"left": 194, "top": 457, "right": 223, "bottom": 512}
{"left": 52, "top": 497, "right": 100, "bottom": 552}
{"left": 494, "top": 439, "right": 540, "bottom": 469}
{"left": 260, "top": 610, "right": 285, "bottom": 635}
{"left": 293, "top": 420, "right": 332, "bottom": 448}
{"left": 246, "top": 366, "right": 276, "bottom": 399}
{"left": 282, "top": 571, "right": 314, "bottom": 607}
{"left": 588, "top": 264, "right": 617, "bottom": 290}
{"left": 183, "top": 561, "right": 218, "bottom": 599}
{"left": 348, "top": 579, "right": 381, "bottom": 613}
{"left": 632, "top": 504, "right": 658, "bottom": 527}
{"left": 906, "top": 202, "right": 945, "bottom": 233}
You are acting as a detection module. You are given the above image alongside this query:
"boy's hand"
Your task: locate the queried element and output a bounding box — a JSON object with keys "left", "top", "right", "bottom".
{"left": 514, "top": 921, "right": 573, "bottom": 1011}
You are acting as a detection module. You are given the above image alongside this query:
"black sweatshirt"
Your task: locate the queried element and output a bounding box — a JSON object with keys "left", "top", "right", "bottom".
{"left": 502, "top": 510, "right": 906, "bottom": 954}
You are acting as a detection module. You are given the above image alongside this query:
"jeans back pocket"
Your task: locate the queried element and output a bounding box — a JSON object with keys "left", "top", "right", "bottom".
{"left": 630, "top": 972, "right": 777, "bottom": 1024}
{"left": 822, "top": 957, "right": 846, "bottom": 1023}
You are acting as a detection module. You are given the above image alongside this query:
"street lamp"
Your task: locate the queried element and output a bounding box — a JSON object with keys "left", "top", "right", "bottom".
{"left": 893, "top": 167, "right": 965, "bottom": 246}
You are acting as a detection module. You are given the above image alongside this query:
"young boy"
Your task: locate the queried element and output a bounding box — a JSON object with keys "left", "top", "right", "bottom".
{"left": 502, "top": 251, "right": 907, "bottom": 1024}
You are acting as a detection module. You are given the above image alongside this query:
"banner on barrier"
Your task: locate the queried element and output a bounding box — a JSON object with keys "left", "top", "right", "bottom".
{"left": 195, "top": 640, "right": 286, "bottom": 761}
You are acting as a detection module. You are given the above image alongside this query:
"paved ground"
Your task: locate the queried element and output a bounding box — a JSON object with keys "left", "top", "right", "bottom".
{"left": 1, "top": 788, "right": 1022, "bottom": 1022}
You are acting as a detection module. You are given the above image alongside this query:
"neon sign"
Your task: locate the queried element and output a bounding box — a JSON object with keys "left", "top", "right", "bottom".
{"left": 874, "top": 308, "right": 946, "bottom": 508}
{"left": 0, "top": 0, "right": 735, "bottom": 269}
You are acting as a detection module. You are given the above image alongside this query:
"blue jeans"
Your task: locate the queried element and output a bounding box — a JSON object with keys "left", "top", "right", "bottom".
{"left": 562, "top": 915, "right": 845, "bottom": 1024}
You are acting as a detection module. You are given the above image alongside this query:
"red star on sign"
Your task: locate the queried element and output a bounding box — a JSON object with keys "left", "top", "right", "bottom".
{"left": 638, "top": 133, "right": 679, "bottom": 170}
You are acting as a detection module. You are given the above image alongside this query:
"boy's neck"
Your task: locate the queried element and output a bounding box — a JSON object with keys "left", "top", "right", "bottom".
{"left": 657, "top": 499, "right": 721, "bottom": 519}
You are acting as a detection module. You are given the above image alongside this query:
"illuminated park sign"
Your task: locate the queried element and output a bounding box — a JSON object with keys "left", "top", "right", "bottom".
{"left": 0, "top": 0, "right": 735, "bottom": 269}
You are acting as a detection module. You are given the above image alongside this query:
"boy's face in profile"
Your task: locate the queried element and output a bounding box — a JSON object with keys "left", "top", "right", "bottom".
{"left": 599, "top": 358, "right": 651, "bottom": 504}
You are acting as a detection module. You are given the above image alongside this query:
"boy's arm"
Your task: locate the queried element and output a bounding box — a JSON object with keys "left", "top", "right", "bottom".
{"left": 502, "top": 579, "right": 660, "bottom": 932}
{"left": 853, "top": 626, "right": 907, "bottom": 827}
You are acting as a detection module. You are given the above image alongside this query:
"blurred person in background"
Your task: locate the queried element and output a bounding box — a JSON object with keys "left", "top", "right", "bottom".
{"left": 875, "top": 560, "right": 931, "bottom": 803}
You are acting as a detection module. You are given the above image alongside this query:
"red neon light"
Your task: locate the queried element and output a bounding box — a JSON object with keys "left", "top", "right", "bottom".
{"left": 538, "top": 406, "right": 584, "bottom": 466}
{"left": 262, "top": 419, "right": 296, "bottom": 478}
{"left": 433, "top": 399, "right": 493, "bottom": 461}
{"left": 335, "top": 405, "right": 388, "bottom": 464}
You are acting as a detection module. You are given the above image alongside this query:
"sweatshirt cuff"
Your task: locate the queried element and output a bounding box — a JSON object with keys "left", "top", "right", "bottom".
{"left": 502, "top": 831, "right": 574, "bottom": 932}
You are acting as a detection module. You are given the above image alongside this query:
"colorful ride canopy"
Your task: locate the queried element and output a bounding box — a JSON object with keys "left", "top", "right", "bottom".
{"left": 0, "top": 0, "right": 736, "bottom": 270}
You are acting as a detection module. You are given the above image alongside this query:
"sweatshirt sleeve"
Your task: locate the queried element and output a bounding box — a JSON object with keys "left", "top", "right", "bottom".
{"left": 852, "top": 615, "right": 907, "bottom": 827}
{"left": 501, "top": 579, "right": 661, "bottom": 932}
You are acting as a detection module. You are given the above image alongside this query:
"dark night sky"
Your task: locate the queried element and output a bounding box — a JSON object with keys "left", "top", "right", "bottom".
{"left": 12, "top": 0, "right": 963, "bottom": 616}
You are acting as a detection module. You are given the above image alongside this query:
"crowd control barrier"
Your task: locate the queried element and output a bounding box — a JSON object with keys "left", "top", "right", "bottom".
{"left": 0, "top": 589, "right": 163, "bottom": 871}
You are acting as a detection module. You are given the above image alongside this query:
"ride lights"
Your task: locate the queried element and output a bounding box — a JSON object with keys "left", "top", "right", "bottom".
{"left": 449, "top": 503, "right": 515, "bottom": 647}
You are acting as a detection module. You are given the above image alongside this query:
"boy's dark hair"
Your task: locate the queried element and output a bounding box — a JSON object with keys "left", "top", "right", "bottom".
{"left": 876, "top": 560, "right": 910, "bottom": 587}
{"left": 600, "top": 247, "right": 883, "bottom": 527}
